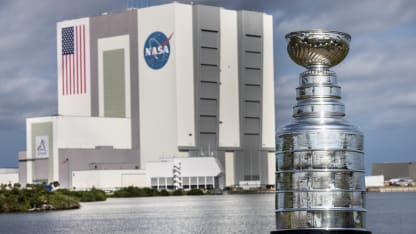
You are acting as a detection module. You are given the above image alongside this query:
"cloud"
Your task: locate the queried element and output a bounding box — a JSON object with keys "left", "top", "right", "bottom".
{"left": 0, "top": 1, "right": 57, "bottom": 130}
{"left": 0, "top": 75, "right": 56, "bottom": 129}
{"left": 0, "top": 0, "right": 126, "bottom": 131}
{"left": 272, "top": 0, "right": 416, "bottom": 130}
{"left": 274, "top": 0, "right": 416, "bottom": 34}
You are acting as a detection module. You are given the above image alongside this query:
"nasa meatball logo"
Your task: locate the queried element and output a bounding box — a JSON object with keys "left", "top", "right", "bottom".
{"left": 144, "top": 31, "right": 173, "bottom": 70}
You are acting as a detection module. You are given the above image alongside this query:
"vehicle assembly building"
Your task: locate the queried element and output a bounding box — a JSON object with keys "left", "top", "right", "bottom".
{"left": 18, "top": 3, "right": 275, "bottom": 190}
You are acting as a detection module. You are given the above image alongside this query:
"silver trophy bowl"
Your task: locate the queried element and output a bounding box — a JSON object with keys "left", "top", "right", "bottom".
{"left": 286, "top": 30, "right": 350, "bottom": 68}
{"left": 273, "top": 30, "right": 371, "bottom": 234}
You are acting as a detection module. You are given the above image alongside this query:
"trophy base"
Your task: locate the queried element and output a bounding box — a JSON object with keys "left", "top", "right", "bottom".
{"left": 271, "top": 230, "right": 371, "bottom": 234}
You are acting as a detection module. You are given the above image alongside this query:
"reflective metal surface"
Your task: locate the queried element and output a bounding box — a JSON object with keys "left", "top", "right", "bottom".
{"left": 275, "top": 30, "right": 370, "bottom": 233}
{"left": 286, "top": 30, "right": 350, "bottom": 68}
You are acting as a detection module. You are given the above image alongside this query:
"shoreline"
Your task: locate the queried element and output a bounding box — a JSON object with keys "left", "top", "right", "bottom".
{"left": 367, "top": 186, "right": 416, "bottom": 192}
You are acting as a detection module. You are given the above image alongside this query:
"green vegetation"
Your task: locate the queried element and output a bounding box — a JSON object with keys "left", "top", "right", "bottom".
{"left": 55, "top": 188, "right": 106, "bottom": 202}
{"left": 171, "top": 189, "right": 184, "bottom": 196}
{"left": 0, "top": 183, "right": 107, "bottom": 213}
{"left": 0, "top": 183, "right": 209, "bottom": 212}
{"left": 0, "top": 184, "right": 79, "bottom": 213}
{"left": 110, "top": 186, "right": 206, "bottom": 198}
{"left": 186, "top": 189, "right": 205, "bottom": 195}
{"left": 111, "top": 187, "right": 158, "bottom": 197}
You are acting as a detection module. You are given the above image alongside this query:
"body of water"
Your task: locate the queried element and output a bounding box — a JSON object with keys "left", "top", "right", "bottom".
{"left": 0, "top": 192, "right": 415, "bottom": 234}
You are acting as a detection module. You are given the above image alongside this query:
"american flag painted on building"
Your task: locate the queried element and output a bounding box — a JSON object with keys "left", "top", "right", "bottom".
{"left": 61, "top": 25, "right": 86, "bottom": 96}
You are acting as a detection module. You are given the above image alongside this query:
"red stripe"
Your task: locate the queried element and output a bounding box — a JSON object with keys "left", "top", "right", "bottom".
{"left": 62, "top": 55, "right": 64, "bottom": 96}
{"left": 79, "top": 25, "right": 83, "bottom": 94}
{"left": 74, "top": 27, "right": 77, "bottom": 94}
{"left": 79, "top": 26, "right": 83, "bottom": 94}
{"left": 72, "top": 54, "right": 74, "bottom": 95}
{"left": 78, "top": 26, "right": 81, "bottom": 94}
{"left": 76, "top": 26, "right": 79, "bottom": 94}
{"left": 83, "top": 25, "right": 86, "bottom": 94}
{"left": 65, "top": 56, "right": 68, "bottom": 95}
{"left": 67, "top": 54, "right": 72, "bottom": 95}
{"left": 72, "top": 52, "right": 75, "bottom": 95}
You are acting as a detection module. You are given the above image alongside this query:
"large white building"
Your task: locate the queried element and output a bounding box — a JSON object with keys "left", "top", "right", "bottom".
{"left": 18, "top": 3, "right": 275, "bottom": 189}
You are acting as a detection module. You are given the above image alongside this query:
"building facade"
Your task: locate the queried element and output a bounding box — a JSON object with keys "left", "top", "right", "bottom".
{"left": 372, "top": 162, "right": 416, "bottom": 180}
{"left": 0, "top": 168, "right": 19, "bottom": 185}
{"left": 19, "top": 3, "right": 275, "bottom": 189}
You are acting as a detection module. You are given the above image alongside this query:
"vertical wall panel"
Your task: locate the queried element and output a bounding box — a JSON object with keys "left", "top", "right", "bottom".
{"left": 174, "top": 3, "right": 196, "bottom": 148}
{"left": 193, "top": 5, "right": 220, "bottom": 156}
{"left": 267, "top": 152, "right": 275, "bottom": 185}
{"left": 261, "top": 14, "right": 275, "bottom": 149}
{"left": 219, "top": 9, "right": 240, "bottom": 148}
{"left": 225, "top": 152, "right": 236, "bottom": 186}
{"left": 97, "top": 35, "right": 131, "bottom": 118}
{"left": 237, "top": 11, "right": 264, "bottom": 184}
{"left": 103, "top": 49, "right": 126, "bottom": 117}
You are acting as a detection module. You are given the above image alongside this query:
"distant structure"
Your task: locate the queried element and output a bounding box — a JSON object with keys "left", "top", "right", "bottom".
{"left": 365, "top": 175, "right": 384, "bottom": 187}
{"left": 18, "top": 3, "right": 275, "bottom": 190}
{"left": 0, "top": 168, "right": 19, "bottom": 185}
{"left": 372, "top": 162, "right": 416, "bottom": 180}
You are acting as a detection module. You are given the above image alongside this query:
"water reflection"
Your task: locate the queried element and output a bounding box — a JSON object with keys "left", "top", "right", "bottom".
{"left": 0, "top": 193, "right": 414, "bottom": 234}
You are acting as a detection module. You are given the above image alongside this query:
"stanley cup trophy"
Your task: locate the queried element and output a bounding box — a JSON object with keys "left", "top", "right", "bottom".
{"left": 274, "top": 30, "right": 371, "bottom": 234}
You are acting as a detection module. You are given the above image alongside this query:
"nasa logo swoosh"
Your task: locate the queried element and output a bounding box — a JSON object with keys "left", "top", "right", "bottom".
{"left": 144, "top": 31, "right": 173, "bottom": 70}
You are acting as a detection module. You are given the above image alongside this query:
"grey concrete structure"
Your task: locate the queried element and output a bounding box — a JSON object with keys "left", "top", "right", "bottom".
{"left": 372, "top": 162, "right": 416, "bottom": 180}
{"left": 192, "top": 5, "right": 221, "bottom": 157}
{"left": 236, "top": 11, "right": 270, "bottom": 184}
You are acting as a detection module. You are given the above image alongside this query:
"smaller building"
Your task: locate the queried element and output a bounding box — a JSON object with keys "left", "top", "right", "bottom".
{"left": 365, "top": 175, "right": 384, "bottom": 188}
{"left": 72, "top": 169, "right": 146, "bottom": 191}
{"left": 0, "top": 168, "right": 19, "bottom": 185}
{"left": 372, "top": 162, "right": 416, "bottom": 180}
{"left": 146, "top": 157, "right": 221, "bottom": 190}
{"left": 19, "top": 156, "right": 221, "bottom": 191}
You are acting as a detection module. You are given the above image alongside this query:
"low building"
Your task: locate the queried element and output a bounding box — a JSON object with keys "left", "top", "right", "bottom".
{"left": 146, "top": 157, "right": 222, "bottom": 190}
{"left": 72, "top": 169, "right": 146, "bottom": 191}
{"left": 0, "top": 168, "right": 19, "bottom": 185}
{"left": 372, "top": 162, "right": 416, "bottom": 180}
{"left": 55, "top": 157, "right": 220, "bottom": 191}
{"left": 365, "top": 175, "right": 384, "bottom": 188}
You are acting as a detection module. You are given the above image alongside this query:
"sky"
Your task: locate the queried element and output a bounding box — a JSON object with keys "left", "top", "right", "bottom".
{"left": 0, "top": 0, "right": 415, "bottom": 173}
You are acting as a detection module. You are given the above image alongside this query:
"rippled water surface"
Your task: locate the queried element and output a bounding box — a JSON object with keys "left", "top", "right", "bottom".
{"left": 0, "top": 192, "right": 415, "bottom": 234}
